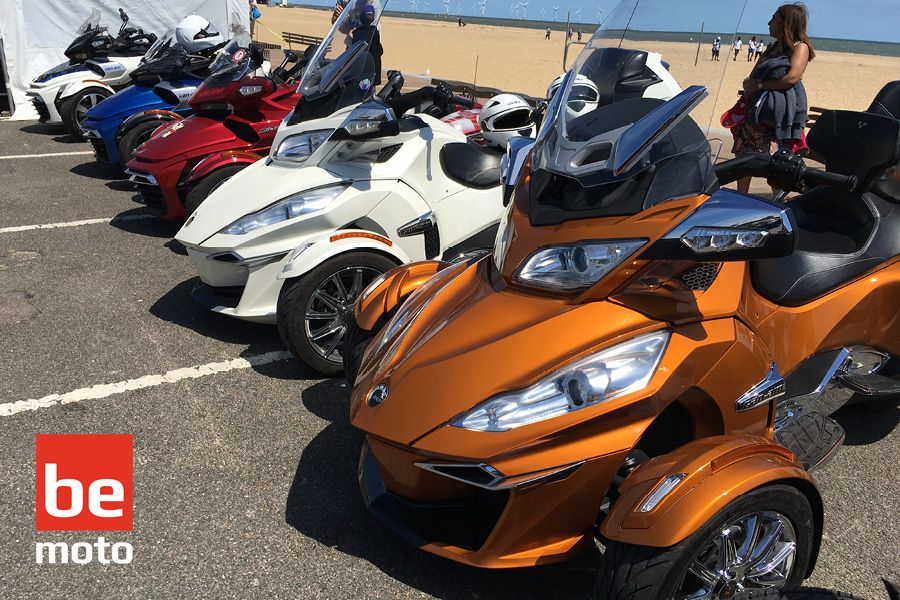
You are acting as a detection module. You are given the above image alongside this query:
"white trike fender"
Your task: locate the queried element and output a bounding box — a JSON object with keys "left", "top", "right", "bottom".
{"left": 58, "top": 79, "right": 115, "bottom": 101}
{"left": 276, "top": 230, "right": 412, "bottom": 281}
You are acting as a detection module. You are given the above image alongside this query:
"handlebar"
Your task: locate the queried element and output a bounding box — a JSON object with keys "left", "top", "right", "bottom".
{"left": 802, "top": 168, "right": 857, "bottom": 190}
{"left": 448, "top": 94, "right": 474, "bottom": 109}
{"left": 714, "top": 149, "right": 857, "bottom": 193}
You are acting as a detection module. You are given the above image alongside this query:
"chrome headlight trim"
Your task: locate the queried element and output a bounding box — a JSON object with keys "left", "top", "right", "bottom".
{"left": 451, "top": 330, "right": 671, "bottom": 432}
{"left": 219, "top": 182, "right": 351, "bottom": 236}
{"left": 272, "top": 129, "right": 334, "bottom": 164}
{"left": 514, "top": 239, "right": 647, "bottom": 292}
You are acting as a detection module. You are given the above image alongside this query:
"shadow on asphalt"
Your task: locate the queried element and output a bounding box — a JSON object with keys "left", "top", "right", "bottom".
{"left": 284, "top": 379, "right": 597, "bottom": 600}
{"left": 164, "top": 239, "right": 188, "bottom": 256}
{"left": 110, "top": 207, "right": 181, "bottom": 238}
{"left": 52, "top": 134, "right": 87, "bottom": 144}
{"left": 106, "top": 179, "right": 135, "bottom": 192}
{"left": 70, "top": 160, "right": 127, "bottom": 180}
{"left": 833, "top": 395, "right": 900, "bottom": 446}
{"left": 19, "top": 123, "right": 66, "bottom": 136}
{"left": 149, "top": 278, "right": 314, "bottom": 381}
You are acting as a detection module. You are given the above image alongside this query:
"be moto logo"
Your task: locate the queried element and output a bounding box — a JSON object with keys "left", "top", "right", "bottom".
{"left": 35, "top": 434, "right": 134, "bottom": 565}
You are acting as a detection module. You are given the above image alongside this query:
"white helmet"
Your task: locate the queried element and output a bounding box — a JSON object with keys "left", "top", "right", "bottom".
{"left": 547, "top": 73, "right": 600, "bottom": 118}
{"left": 546, "top": 74, "right": 566, "bottom": 100}
{"left": 478, "top": 94, "right": 535, "bottom": 149}
{"left": 175, "top": 15, "right": 223, "bottom": 53}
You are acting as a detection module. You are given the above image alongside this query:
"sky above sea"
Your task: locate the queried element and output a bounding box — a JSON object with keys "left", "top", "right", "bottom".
{"left": 288, "top": 0, "right": 900, "bottom": 43}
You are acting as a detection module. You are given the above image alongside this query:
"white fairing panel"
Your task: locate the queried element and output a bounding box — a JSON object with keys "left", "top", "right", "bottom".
{"left": 177, "top": 114, "right": 511, "bottom": 322}
{"left": 644, "top": 52, "right": 682, "bottom": 100}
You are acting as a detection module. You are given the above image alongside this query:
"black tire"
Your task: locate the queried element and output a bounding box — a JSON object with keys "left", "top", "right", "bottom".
{"left": 342, "top": 316, "right": 377, "bottom": 385}
{"left": 342, "top": 296, "right": 406, "bottom": 385}
{"left": 277, "top": 252, "right": 398, "bottom": 376}
{"left": 117, "top": 120, "right": 166, "bottom": 166}
{"left": 60, "top": 87, "right": 112, "bottom": 139}
{"left": 734, "top": 589, "right": 864, "bottom": 600}
{"left": 183, "top": 165, "right": 246, "bottom": 215}
{"left": 595, "top": 484, "right": 816, "bottom": 600}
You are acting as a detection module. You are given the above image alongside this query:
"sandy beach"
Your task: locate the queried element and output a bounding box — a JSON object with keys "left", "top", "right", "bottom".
{"left": 256, "top": 6, "right": 899, "bottom": 132}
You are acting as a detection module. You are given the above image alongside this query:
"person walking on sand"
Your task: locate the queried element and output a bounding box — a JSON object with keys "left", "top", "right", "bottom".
{"left": 733, "top": 36, "right": 742, "bottom": 60}
{"left": 546, "top": 27, "right": 551, "bottom": 40}
{"left": 727, "top": 3, "right": 815, "bottom": 194}
{"left": 711, "top": 36, "right": 721, "bottom": 60}
{"left": 747, "top": 35, "right": 757, "bottom": 60}
{"left": 249, "top": 0, "right": 260, "bottom": 38}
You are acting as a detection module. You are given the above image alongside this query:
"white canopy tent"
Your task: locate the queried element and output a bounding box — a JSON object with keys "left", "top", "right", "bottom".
{"left": 0, "top": 0, "right": 250, "bottom": 120}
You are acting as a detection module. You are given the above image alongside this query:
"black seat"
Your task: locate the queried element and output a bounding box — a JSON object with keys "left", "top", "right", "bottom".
{"left": 867, "top": 80, "right": 900, "bottom": 119}
{"left": 439, "top": 142, "right": 502, "bottom": 189}
{"left": 749, "top": 188, "right": 899, "bottom": 305}
{"left": 751, "top": 105, "right": 900, "bottom": 306}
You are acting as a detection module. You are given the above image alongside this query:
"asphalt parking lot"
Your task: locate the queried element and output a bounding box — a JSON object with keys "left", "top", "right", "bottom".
{"left": 0, "top": 119, "right": 897, "bottom": 599}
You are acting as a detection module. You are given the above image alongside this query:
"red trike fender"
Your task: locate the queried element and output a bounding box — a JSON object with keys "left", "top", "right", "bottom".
{"left": 183, "top": 150, "right": 263, "bottom": 185}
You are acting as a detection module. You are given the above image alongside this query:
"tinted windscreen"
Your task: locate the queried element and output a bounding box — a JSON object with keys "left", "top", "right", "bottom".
{"left": 529, "top": 97, "right": 716, "bottom": 225}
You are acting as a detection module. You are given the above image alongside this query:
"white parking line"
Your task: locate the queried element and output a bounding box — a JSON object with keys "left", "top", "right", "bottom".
{"left": 0, "top": 150, "right": 94, "bottom": 160}
{"left": 0, "top": 351, "right": 296, "bottom": 417}
{"left": 0, "top": 214, "right": 154, "bottom": 234}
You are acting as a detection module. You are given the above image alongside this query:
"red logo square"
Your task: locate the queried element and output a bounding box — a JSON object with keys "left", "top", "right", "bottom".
{"left": 36, "top": 434, "right": 133, "bottom": 531}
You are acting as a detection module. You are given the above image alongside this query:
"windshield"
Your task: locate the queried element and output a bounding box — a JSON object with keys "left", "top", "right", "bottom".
{"left": 78, "top": 9, "right": 101, "bottom": 34}
{"left": 286, "top": 2, "right": 383, "bottom": 125}
{"left": 529, "top": 0, "right": 744, "bottom": 225}
{"left": 143, "top": 31, "right": 175, "bottom": 62}
{"left": 296, "top": 0, "right": 383, "bottom": 96}
{"left": 204, "top": 38, "right": 255, "bottom": 88}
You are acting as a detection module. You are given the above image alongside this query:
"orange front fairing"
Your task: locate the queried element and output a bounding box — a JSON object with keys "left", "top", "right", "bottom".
{"left": 351, "top": 251, "right": 781, "bottom": 566}
{"left": 497, "top": 172, "right": 709, "bottom": 303}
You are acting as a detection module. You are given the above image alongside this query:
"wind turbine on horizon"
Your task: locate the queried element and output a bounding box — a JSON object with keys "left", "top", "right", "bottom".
{"left": 597, "top": 6, "right": 604, "bottom": 22}
{"left": 521, "top": 0, "right": 528, "bottom": 19}
{"left": 539, "top": 5, "right": 546, "bottom": 19}
{"left": 574, "top": 6, "right": 582, "bottom": 21}
{"left": 479, "top": 0, "right": 487, "bottom": 17}
{"left": 552, "top": 5, "right": 559, "bottom": 21}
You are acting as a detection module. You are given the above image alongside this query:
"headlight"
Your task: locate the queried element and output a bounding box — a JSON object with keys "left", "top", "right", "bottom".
{"left": 514, "top": 239, "right": 646, "bottom": 291}
{"left": 273, "top": 129, "right": 333, "bottom": 164}
{"left": 451, "top": 330, "right": 670, "bottom": 432}
{"left": 239, "top": 84, "right": 263, "bottom": 96}
{"left": 220, "top": 183, "right": 349, "bottom": 235}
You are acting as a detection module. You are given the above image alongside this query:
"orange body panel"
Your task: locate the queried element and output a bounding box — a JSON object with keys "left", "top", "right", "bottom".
{"left": 600, "top": 436, "right": 819, "bottom": 548}
{"left": 354, "top": 260, "right": 448, "bottom": 331}
{"left": 739, "top": 257, "right": 900, "bottom": 377}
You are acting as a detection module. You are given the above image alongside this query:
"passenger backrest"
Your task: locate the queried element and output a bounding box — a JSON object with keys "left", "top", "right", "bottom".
{"left": 867, "top": 80, "right": 900, "bottom": 119}
{"left": 806, "top": 110, "right": 900, "bottom": 190}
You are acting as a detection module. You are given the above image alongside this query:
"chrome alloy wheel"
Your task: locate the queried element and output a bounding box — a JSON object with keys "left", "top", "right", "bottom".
{"left": 75, "top": 92, "right": 106, "bottom": 124}
{"left": 303, "top": 266, "right": 382, "bottom": 363}
{"left": 676, "top": 511, "right": 797, "bottom": 599}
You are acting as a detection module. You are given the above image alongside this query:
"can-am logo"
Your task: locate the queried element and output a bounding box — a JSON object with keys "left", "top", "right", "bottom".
{"left": 35, "top": 434, "right": 134, "bottom": 565}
